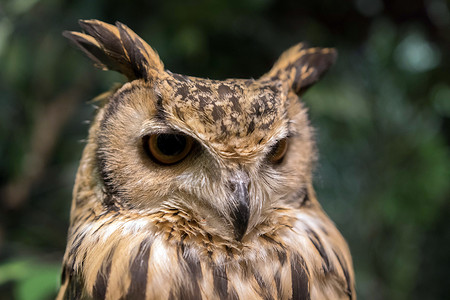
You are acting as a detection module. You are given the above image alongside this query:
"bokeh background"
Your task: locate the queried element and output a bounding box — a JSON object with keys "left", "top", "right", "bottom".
{"left": 1, "top": 0, "right": 449, "bottom": 299}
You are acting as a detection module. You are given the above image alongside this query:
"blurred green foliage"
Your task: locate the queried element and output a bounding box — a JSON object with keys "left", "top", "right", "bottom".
{"left": 0, "top": 0, "right": 449, "bottom": 299}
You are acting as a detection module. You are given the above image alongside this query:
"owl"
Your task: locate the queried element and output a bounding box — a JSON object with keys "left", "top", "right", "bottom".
{"left": 58, "top": 20, "right": 355, "bottom": 300}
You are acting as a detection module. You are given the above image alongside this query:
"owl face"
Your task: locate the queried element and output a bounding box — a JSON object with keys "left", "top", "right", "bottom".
{"left": 65, "top": 20, "right": 336, "bottom": 241}
{"left": 96, "top": 74, "right": 313, "bottom": 240}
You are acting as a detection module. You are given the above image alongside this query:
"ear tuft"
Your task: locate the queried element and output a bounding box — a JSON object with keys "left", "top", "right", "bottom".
{"left": 262, "top": 43, "right": 337, "bottom": 94}
{"left": 63, "top": 19, "right": 164, "bottom": 81}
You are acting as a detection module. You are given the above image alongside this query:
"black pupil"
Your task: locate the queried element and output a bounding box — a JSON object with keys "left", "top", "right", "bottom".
{"left": 157, "top": 134, "right": 187, "bottom": 156}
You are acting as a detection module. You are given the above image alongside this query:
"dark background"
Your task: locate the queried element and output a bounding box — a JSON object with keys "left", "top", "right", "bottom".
{"left": 0, "top": 0, "right": 449, "bottom": 299}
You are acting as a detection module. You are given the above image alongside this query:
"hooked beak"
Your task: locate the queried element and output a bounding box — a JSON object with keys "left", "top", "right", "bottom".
{"left": 228, "top": 176, "right": 250, "bottom": 241}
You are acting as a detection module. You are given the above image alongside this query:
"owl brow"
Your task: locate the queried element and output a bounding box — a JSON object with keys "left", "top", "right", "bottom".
{"left": 138, "top": 123, "right": 192, "bottom": 138}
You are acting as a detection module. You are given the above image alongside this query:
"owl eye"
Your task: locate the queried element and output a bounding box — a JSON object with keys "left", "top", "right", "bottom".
{"left": 145, "top": 134, "right": 194, "bottom": 165}
{"left": 268, "top": 138, "right": 288, "bottom": 163}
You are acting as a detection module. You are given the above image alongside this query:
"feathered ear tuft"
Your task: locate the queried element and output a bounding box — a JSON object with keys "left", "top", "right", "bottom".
{"left": 63, "top": 20, "right": 164, "bottom": 81}
{"left": 262, "top": 43, "right": 337, "bottom": 95}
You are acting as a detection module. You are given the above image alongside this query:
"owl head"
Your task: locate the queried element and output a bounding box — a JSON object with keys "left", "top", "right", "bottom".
{"left": 64, "top": 20, "right": 336, "bottom": 242}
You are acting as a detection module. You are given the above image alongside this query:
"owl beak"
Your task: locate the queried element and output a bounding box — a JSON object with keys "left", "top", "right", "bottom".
{"left": 228, "top": 177, "right": 250, "bottom": 241}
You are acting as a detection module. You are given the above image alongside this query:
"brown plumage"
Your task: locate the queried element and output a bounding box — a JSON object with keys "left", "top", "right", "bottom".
{"left": 58, "top": 19, "right": 355, "bottom": 300}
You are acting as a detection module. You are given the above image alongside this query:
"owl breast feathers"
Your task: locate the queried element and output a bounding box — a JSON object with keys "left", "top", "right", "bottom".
{"left": 58, "top": 20, "right": 355, "bottom": 300}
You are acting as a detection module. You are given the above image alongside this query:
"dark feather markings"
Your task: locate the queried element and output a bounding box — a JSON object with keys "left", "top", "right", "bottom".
{"left": 155, "top": 93, "right": 168, "bottom": 121}
{"left": 96, "top": 135, "right": 131, "bottom": 205}
{"left": 254, "top": 271, "right": 274, "bottom": 300}
{"left": 167, "top": 227, "right": 175, "bottom": 241}
{"left": 290, "top": 255, "right": 310, "bottom": 300}
{"left": 64, "top": 269, "right": 84, "bottom": 300}
{"left": 292, "top": 50, "right": 337, "bottom": 95}
{"left": 225, "top": 245, "right": 234, "bottom": 257}
{"left": 92, "top": 258, "right": 112, "bottom": 300}
{"left": 125, "top": 238, "right": 153, "bottom": 299}
{"left": 61, "top": 265, "right": 68, "bottom": 284}
{"left": 212, "top": 263, "right": 228, "bottom": 299}
{"left": 78, "top": 20, "right": 128, "bottom": 65}
{"left": 227, "top": 286, "right": 239, "bottom": 300}
{"left": 274, "top": 270, "right": 282, "bottom": 299}
{"left": 95, "top": 85, "right": 146, "bottom": 205}
{"left": 277, "top": 249, "right": 288, "bottom": 266}
{"left": 62, "top": 31, "right": 111, "bottom": 70}
{"left": 92, "top": 212, "right": 121, "bottom": 235}
{"left": 266, "top": 43, "right": 337, "bottom": 95}
{"left": 68, "top": 231, "right": 87, "bottom": 260}
{"left": 168, "top": 289, "right": 176, "bottom": 300}
{"left": 333, "top": 250, "right": 353, "bottom": 299}
{"left": 290, "top": 187, "right": 309, "bottom": 207}
{"left": 177, "top": 249, "right": 202, "bottom": 300}
{"left": 170, "top": 72, "right": 190, "bottom": 82}
{"left": 261, "top": 234, "right": 283, "bottom": 247}
{"left": 306, "top": 228, "right": 331, "bottom": 273}
{"left": 64, "top": 20, "right": 146, "bottom": 80}
{"left": 260, "top": 234, "right": 287, "bottom": 265}
{"left": 116, "top": 22, "right": 149, "bottom": 79}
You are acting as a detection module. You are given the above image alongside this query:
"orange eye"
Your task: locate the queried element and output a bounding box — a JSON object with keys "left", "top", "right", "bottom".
{"left": 268, "top": 138, "right": 288, "bottom": 163}
{"left": 145, "top": 134, "right": 193, "bottom": 165}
